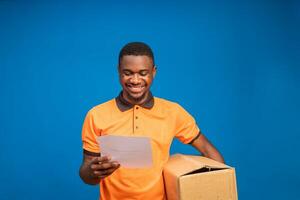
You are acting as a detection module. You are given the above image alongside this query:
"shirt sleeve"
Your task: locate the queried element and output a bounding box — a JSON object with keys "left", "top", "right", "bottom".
{"left": 174, "top": 104, "right": 200, "bottom": 144}
{"left": 81, "top": 109, "right": 100, "bottom": 153}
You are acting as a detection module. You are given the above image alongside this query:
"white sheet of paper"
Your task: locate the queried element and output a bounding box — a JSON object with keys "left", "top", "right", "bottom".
{"left": 97, "top": 135, "right": 153, "bottom": 168}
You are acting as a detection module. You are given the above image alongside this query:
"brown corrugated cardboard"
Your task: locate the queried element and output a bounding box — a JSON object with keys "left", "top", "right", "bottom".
{"left": 163, "top": 154, "right": 238, "bottom": 200}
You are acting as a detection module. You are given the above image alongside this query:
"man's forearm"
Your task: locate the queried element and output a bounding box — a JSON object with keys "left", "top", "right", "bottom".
{"left": 201, "top": 145, "right": 224, "bottom": 163}
{"left": 191, "top": 133, "right": 225, "bottom": 163}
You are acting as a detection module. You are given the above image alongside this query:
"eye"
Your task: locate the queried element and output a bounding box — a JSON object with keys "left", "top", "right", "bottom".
{"left": 139, "top": 70, "right": 149, "bottom": 76}
{"left": 123, "top": 70, "right": 132, "bottom": 76}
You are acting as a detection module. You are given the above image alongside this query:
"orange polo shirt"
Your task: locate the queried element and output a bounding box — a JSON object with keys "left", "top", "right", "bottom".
{"left": 82, "top": 92, "right": 200, "bottom": 200}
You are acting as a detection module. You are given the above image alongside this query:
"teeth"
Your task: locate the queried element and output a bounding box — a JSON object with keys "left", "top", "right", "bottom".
{"left": 129, "top": 86, "right": 144, "bottom": 88}
{"left": 127, "top": 85, "right": 145, "bottom": 93}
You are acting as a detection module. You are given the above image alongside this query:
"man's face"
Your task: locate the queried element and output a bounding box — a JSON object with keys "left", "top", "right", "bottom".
{"left": 119, "top": 55, "right": 156, "bottom": 104}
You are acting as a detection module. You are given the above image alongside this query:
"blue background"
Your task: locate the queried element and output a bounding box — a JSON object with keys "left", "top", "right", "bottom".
{"left": 1, "top": 1, "right": 299, "bottom": 199}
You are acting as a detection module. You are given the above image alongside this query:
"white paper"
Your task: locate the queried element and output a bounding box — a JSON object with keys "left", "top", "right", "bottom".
{"left": 97, "top": 135, "right": 153, "bottom": 168}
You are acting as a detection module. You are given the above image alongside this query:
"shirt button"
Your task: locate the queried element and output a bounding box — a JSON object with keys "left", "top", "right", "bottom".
{"left": 136, "top": 107, "right": 139, "bottom": 110}
{"left": 136, "top": 126, "right": 138, "bottom": 129}
{"left": 135, "top": 116, "right": 138, "bottom": 119}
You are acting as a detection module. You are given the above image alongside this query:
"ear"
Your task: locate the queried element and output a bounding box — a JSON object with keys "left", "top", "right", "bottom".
{"left": 152, "top": 66, "right": 157, "bottom": 78}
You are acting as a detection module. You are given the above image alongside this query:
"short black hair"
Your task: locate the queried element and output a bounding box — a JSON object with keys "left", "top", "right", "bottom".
{"left": 118, "top": 42, "right": 155, "bottom": 66}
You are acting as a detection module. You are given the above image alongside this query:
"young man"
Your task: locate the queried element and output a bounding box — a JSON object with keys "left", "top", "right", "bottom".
{"left": 79, "top": 42, "right": 224, "bottom": 200}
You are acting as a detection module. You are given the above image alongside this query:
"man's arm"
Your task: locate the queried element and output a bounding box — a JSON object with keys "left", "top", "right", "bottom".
{"left": 190, "top": 133, "right": 225, "bottom": 163}
{"left": 79, "top": 152, "right": 120, "bottom": 185}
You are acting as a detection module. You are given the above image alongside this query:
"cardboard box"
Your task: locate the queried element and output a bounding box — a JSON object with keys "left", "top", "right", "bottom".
{"left": 163, "top": 154, "right": 238, "bottom": 200}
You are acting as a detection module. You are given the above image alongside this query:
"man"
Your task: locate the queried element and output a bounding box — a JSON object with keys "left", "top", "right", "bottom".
{"left": 79, "top": 42, "right": 224, "bottom": 200}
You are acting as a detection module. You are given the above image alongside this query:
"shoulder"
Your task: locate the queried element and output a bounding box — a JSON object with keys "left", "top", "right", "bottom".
{"left": 154, "top": 97, "right": 185, "bottom": 113}
{"left": 154, "top": 96, "right": 195, "bottom": 120}
{"left": 88, "top": 98, "right": 116, "bottom": 116}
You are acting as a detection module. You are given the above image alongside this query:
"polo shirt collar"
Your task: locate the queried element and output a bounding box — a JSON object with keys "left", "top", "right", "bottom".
{"left": 115, "top": 91, "right": 154, "bottom": 112}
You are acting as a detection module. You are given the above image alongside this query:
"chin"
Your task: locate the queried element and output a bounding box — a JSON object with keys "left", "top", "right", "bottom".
{"left": 125, "top": 90, "right": 148, "bottom": 102}
{"left": 129, "top": 92, "right": 144, "bottom": 100}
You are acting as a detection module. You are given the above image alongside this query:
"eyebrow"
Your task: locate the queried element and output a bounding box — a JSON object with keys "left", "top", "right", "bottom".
{"left": 122, "top": 69, "right": 149, "bottom": 72}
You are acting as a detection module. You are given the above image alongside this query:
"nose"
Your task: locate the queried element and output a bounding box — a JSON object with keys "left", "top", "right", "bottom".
{"left": 130, "top": 73, "right": 140, "bottom": 84}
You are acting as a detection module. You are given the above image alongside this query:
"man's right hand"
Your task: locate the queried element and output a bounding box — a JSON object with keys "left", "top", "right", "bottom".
{"left": 89, "top": 156, "right": 120, "bottom": 179}
{"left": 79, "top": 153, "right": 120, "bottom": 185}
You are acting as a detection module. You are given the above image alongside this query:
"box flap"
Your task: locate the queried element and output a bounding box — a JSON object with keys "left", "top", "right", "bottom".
{"left": 185, "top": 154, "right": 230, "bottom": 169}
{"left": 164, "top": 154, "right": 231, "bottom": 177}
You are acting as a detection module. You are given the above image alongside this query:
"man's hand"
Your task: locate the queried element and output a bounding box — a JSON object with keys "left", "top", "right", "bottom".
{"left": 89, "top": 156, "right": 120, "bottom": 179}
{"left": 79, "top": 153, "right": 120, "bottom": 185}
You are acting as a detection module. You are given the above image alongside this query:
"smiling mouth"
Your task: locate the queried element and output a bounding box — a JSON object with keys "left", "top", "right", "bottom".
{"left": 126, "top": 84, "right": 146, "bottom": 93}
